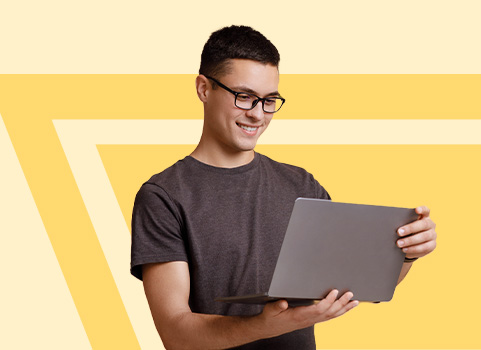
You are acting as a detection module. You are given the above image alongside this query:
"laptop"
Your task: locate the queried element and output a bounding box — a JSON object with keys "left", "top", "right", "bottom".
{"left": 215, "top": 198, "right": 419, "bottom": 305}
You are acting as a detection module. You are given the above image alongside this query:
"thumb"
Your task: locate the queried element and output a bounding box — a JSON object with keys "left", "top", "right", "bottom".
{"left": 263, "top": 300, "right": 288, "bottom": 317}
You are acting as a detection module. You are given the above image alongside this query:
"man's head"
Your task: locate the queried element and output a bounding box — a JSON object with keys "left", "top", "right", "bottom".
{"left": 194, "top": 26, "right": 282, "bottom": 165}
{"left": 199, "top": 25, "right": 280, "bottom": 80}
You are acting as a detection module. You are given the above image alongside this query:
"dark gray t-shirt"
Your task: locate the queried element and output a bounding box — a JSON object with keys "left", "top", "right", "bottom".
{"left": 131, "top": 152, "right": 330, "bottom": 349}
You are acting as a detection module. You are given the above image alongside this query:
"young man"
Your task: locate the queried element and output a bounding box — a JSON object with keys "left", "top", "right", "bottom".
{"left": 130, "top": 25, "right": 437, "bottom": 349}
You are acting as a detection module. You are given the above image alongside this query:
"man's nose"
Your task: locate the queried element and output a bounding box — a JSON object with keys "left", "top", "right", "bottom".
{"left": 245, "top": 100, "right": 264, "bottom": 121}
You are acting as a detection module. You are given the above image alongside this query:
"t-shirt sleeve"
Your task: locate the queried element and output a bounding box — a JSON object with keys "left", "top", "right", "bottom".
{"left": 312, "top": 176, "right": 331, "bottom": 200}
{"left": 130, "top": 182, "right": 188, "bottom": 281}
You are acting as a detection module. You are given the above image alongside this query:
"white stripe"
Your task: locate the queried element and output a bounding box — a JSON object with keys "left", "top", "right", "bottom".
{"left": 0, "top": 114, "right": 90, "bottom": 349}
{"left": 55, "top": 119, "right": 481, "bottom": 145}
{"left": 262, "top": 119, "right": 481, "bottom": 145}
{"left": 53, "top": 118, "right": 480, "bottom": 349}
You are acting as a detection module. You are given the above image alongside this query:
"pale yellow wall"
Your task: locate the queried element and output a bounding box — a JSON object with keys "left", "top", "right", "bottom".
{"left": 1, "top": 1, "right": 480, "bottom": 349}
{"left": 0, "top": 0, "right": 480, "bottom": 73}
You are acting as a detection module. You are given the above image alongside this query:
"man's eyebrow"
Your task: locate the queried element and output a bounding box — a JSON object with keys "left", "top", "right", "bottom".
{"left": 231, "top": 85, "right": 281, "bottom": 97}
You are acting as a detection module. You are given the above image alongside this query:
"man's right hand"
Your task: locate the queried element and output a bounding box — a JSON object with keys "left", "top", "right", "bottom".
{"left": 255, "top": 290, "right": 359, "bottom": 339}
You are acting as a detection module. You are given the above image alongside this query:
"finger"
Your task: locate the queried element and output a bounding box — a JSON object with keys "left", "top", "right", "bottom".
{"left": 397, "top": 228, "right": 437, "bottom": 248}
{"left": 313, "top": 289, "right": 339, "bottom": 314}
{"left": 323, "top": 291, "right": 354, "bottom": 316}
{"left": 415, "top": 206, "right": 430, "bottom": 218}
{"left": 398, "top": 217, "right": 435, "bottom": 237}
{"left": 263, "top": 299, "right": 288, "bottom": 317}
{"left": 321, "top": 289, "right": 340, "bottom": 304}
{"left": 337, "top": 291, "right": 354, "bottom": 304}
{"left": 401, "top": 240, "right": 437, "bottom": 257}
{"left": 331, "top": 300, "right": 359, "bottom": 318}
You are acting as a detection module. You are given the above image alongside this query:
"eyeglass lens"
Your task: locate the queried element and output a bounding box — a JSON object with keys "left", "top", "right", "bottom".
{"left": 235, "top": 94, "right": 283, "bottom": 113}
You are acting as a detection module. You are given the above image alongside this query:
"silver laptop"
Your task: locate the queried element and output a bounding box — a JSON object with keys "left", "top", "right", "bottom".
{"left": 216, "top": 198, "right": 418, "bottom": 305}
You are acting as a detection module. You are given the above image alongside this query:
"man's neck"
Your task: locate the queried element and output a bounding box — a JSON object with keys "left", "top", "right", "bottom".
{"left": 190, "top": 143, "right": 255, "bottom": 168}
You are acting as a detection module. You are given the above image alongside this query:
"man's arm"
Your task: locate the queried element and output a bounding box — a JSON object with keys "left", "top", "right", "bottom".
{"left": 143, "top": 261, "right": 358, "bottom": 350}
{"left": 397, "top": 261, "right": 414, "bottom": 285}
{"left": 395, "top": 206, "right": 437, "bottom": 285}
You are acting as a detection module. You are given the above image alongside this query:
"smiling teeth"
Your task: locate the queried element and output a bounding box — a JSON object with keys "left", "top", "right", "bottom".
{"left": 239, "top": 125, "right": 257, "bottom": 132}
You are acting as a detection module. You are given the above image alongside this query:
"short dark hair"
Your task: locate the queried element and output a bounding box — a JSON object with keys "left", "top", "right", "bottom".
{"left": 199, "top": 25, "right": 280, "bottom": 79}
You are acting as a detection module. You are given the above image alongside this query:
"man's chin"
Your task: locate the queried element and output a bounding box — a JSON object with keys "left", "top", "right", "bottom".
{"left": 236, "top": 142, "right": 258, "bottom": 153}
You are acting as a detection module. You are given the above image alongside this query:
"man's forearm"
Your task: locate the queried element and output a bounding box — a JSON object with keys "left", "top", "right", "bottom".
{"left": 154, "top": 290, "right": 359, "bottom": 349}
{"left": 159, "top": 311, "right": 265, "bottom": 350}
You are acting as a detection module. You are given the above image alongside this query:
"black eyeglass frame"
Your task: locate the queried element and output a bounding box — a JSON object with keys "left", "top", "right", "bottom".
{"left": 204, "top": 75, "right": 286, "bottom": 113}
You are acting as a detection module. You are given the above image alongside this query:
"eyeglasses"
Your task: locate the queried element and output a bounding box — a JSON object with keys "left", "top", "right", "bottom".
{"left": 204, "top": 75, "right": 285, "bottom": 113}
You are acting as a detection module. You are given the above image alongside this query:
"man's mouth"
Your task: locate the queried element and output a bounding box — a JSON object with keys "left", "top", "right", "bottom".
{"left": 236, "top": 122, "right": 260, "bottom": 133}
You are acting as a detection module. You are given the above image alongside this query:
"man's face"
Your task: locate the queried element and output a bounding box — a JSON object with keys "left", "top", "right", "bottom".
{"left": 202, "top": 59, "right": 280, "bottom": 155}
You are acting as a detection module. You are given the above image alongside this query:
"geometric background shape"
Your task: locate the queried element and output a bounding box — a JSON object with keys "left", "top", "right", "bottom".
{"left": 0, "top": 116, "right": 90, "bottom": 349}
{"left": 99, "top": 141, "right": 481, "bottom": 349}
{"left": 54, "top": 119, "right": 481, "bottom": 349}
{"left": 1, "top": 69, "right": 481, "bottom": 348}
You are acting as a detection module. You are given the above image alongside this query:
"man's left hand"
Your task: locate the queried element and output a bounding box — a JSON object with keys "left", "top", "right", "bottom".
{"left": 397, "top": 206, "right": 437, "bottom": 260}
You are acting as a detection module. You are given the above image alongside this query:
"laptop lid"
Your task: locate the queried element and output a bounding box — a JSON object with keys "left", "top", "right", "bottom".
{"left": 267, "top": 198, "right": 418, "bottom": 302}
{"left": 216, "top": 198, "right": 418, "bottom": 304}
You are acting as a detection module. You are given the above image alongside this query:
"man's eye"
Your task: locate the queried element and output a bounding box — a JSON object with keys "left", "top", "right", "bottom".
{"left": 237, "top": 94, "right": 252, "bottom": 101}
{"left": 264, "top": 98, "right": 276, "bottom": 106}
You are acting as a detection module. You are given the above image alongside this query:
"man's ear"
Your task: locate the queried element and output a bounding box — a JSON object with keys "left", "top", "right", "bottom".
{"left": 195, "top": 75, "right": 210, "bottom": 102}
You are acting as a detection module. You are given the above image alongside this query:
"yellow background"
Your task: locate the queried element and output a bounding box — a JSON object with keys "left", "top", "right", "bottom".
{"left": 1, "top": 1, "right": 481, "bottom": 349}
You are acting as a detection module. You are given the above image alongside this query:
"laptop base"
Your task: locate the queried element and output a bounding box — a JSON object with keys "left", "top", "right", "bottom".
{"left": 215, "top": 293, "right": 316, "bottom": 306}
